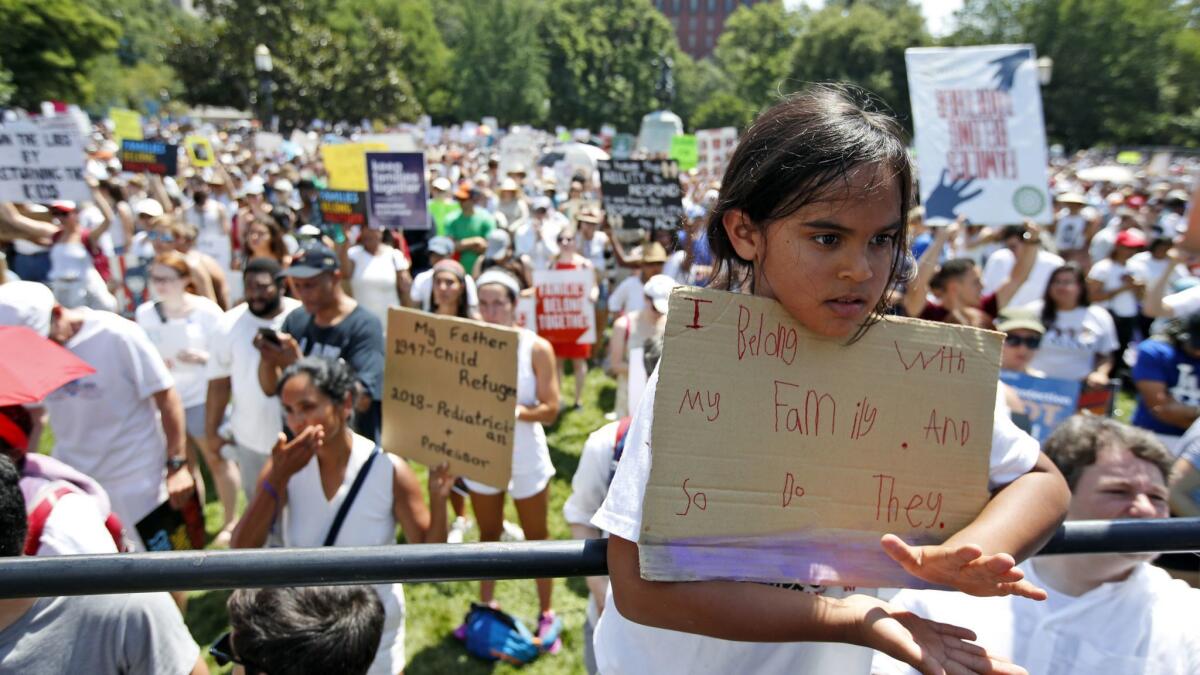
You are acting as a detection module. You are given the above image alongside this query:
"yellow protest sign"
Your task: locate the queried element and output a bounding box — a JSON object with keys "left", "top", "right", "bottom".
{"left": 382, "top": 307, "right": 519, "bottom": 486}
{"left": 109, "top": 108, "right": 143, "bottom": 143}
{"left": 184, "top": 135, "right": 215, "bottom": 167}
{"left": 640, "top": 287, "right": 1001, "bottom": 588}
{"left": 321, "top": 143, "right": 386, "bottom": 191}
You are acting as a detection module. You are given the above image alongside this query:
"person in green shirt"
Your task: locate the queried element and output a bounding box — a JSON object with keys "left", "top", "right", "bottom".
{"left": 428, "top": 176, "right": 461, "bottom": 237}
{"left": 446, "top": 184, "right": 495, "bottom": 273}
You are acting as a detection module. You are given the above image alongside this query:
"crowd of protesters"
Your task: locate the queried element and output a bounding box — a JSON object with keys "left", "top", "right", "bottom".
{"left": 1, "top": 88, "right": 1200, "bottom": 674}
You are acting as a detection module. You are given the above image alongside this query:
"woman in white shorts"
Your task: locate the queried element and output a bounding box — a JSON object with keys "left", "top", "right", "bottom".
{"left": 460, "top": 269, "right": 563, "bottom": 651}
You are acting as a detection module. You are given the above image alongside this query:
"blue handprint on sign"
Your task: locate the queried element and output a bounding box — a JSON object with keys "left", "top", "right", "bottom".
{"left": 988, "top": 48, "right": 1033, "bottom": 92}
{"left": 924, "top": 169, "right": 984, "bottom": 221}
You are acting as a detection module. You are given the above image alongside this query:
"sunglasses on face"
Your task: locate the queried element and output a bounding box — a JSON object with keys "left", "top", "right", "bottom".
{"left": 210, "top": 632, "right": 264, "bottom": 673}
{"left": 149, "top": 274, "right": 181, "bottom": 284}
{"left": 147, "top": 232, "right": 175, "bottom": 242}
{"left": 1004, "top": 335, "right": 1042, "bottom": 349}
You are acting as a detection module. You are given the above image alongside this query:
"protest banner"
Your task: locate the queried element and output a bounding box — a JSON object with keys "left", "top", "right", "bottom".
{"left": 366, "top": 152, "right": 429, "bottom": 230}
{"left": 639, "top": 287, "right": 1001, "bottom": 588}
{"left": 358, "top": 133, "right": 420, "bottom": 152}
{"left": 382, "top": 307, "right": 519, "bottom": 486}
{"left": 322, "top": 142, "right": 387, "bottom": 192}
{"left": 255, "top": 131, "right": 284, "bottom": 156}
{"left": 317, "top": 190, "right": 367, "bottom": 227}
{"left": 515, "top": 295, "right": 536, "bottom": 332}
{"left": 696, "top": 127, "right": 738, "bottom": 178}
{"left": 119, "top": 140, "right": 178, "bottom": 176}
{"left": 906, "top": 45, "right": 1052, "bottom": 225}
{"left": 0, "top": 117, "right": 90, "bottom": 203}
{"left": 999, "top": 370, "right": 1081, "bottom": 443}
{"left": 597, "top": 159, "right": 684, "bottom": 232}
{"left": 533, "top": 269, "right": 596, "bottom": 346}
{"left": 499, "top": 131, "right": 539, "bottom": 177}
{"left": 135, "top": 492, "right": 206, "bottom": 552}
{"left": 184, "top": 135, "right": 215, "bottom": 168}
{"left": 669, "top": 134, "right": 698, "bottom": 171}
{"left": 109, "top": 108, "right": 143, "bottom": 143}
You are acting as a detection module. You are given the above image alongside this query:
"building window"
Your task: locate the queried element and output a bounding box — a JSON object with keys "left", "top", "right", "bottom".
{"left": 706, "top": 16, "right": 715, "bottom": 30}
{"left": 690, "top": 0, "right": 699, "bottom": 12}
{"left": 708, "top": 0, "right": 717, "bottom": 12}
{"left": 726, "top": 0, "right": 735, "bottom": 11}
{"left": 673, "top": 0, "right": 681, "bottom": 13}
{"left": 670, "top": 16, "right": 679, "bottom": 29}
{"left": 688, "top": 33, "right": 696, "bottom": 49}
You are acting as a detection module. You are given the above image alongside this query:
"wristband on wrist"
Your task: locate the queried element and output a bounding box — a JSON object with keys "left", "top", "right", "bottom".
{"left": 260, "top": 479, "right": 280, "bottom": 502}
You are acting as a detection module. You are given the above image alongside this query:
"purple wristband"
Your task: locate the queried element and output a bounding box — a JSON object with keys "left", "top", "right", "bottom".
{"left": 260, "top": 479, "right": 280, "bottom": 502}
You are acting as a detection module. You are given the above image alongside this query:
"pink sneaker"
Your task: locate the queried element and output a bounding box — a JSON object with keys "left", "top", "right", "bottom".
{"left": 537, "top": 611, "right": 562, "bottom": 654}
{"left": 452, "top": 621, "right": 468, "bottom": 641}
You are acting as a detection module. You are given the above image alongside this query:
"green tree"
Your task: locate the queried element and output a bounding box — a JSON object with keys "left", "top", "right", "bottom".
{"left": 0, "top": 0, "right": 120, "bottom": 108}
{"left": 0, "top": 57, "right": 13, "bottom": 108}
{"left": 713, "top": 1, "right": 804, "bottom": 111}
{"left": 542, "top": 0, "right": 679, "bottom": 130}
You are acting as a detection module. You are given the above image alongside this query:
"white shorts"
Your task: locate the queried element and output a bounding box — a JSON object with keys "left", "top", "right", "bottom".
{"left": 463, "top": 465, "right": 554, "bottom": 500}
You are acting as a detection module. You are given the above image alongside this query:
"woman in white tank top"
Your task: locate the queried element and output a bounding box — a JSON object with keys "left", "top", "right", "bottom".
{"left": 231, "top": 357, "right": 454, "bottom": 675}
{"left": 461, "top": 269, "right": 563, "bottom": 650}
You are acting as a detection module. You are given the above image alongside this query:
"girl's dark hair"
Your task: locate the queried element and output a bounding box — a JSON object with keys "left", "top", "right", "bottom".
{"left": 278, "top": 357, "right": 357, "bottom": 406}
{"left": 242, "top": 215, "right": 289, "bottom": 263}
{"left": 706, "top": 84, "right": 913, "bottom": 341}
{"left": 432, "top": 269, "right": 471, "bottom": 319}
{"left": 1040, "top": 264, "right": 1090, "bottom": 328}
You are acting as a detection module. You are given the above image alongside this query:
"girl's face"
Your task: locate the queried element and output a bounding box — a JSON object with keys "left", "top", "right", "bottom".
{"left": 149, "top": 263, "right": 185, "bottom": 299}
{"left": 1049, "top": 270, "right": 1082, "bottom": 310}
{"left": 433, "top": 271, "right": 464, "bottom": 309}
{"left": 150, "top": 227, "right": 176, "bottom": 255}
{"left": 557, "top": 232, "right": 577, "bottom": 254}
{"left": 478, "top": 285, "right": 515, "bottom": 326}
{"left": 1001, "top": 329, "right": 1041, "bottom": 371}
{"left": 727, "top": 164, "right": 901, "bottom": 339}
{"left": 246, "top": 222, "right": 271, "bottom": 250}
{"left": 280, "top": 373, "right": 348, "bottom": 438}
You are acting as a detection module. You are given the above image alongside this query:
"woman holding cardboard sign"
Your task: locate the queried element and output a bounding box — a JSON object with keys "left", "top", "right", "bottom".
{"left": 592, "top": 85, "right": 1070, "bottom": 675}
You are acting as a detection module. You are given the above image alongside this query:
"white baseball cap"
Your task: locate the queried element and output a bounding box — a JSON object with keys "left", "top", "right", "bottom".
{"left": 643, "top": 274, "right": 678, "bottom": 315}
{"left": 134, "top": 199, "right": 164, "bottom": 218}
{"left": 0, "top": 281, "right": 56, "bottom": 337}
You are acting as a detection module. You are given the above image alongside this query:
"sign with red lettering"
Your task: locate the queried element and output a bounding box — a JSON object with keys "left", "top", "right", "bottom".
{"left": 532, "top": 269, "right": 596, "bottom": 346}
{"left": 906, "top": 45, "right": 1051, "bottom": 226}
{"left": 640, "top": 287, "right": 1002, "bottom": 588}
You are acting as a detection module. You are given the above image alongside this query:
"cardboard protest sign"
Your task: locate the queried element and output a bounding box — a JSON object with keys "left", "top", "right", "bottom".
{"left": 382, "top": 307, "right": 519, "bottom": 486}
{"left": 358, "top": 133, "right": 420, "bottom": 152}
{"left": 597, "top": 160, "right": 684, "bottom": 232}
{"left": 120, "top": 140, "right": 178, "bottom": 176}
{"left": 696, "top": 127, "right": 738, "bottom": 178}
{"left": 669, "top": 134, "right": 698, "bottom": 171}
{"left": 109, "top": 107, "right": 143, "bottom": 143}
{"left": 640, "top": 287, "right": 1001, "bottom": 588}
{"left": 906, "top": 45, "right": 1051, "bottom": 225}
{"left": 500, "top": 131, "right": 539, "bottom": 178}
{"left": 317, "top": 190, "right": 367, "bottom": 227}
{"left": 322, "top": 143, "right": 387, "bottom": 192}
{"left": 610, "top": 133, "right": 636, "bottom": 160}
{"left": 998, "top": 370, "right": 1080, "bottom": 443}
{"left": 0, "top": 117, "right": 90, "bottom": 203}
{"left": 366, "top": 152, "right": 429, "bottom": 230}
{"left": 184, "top": 135, "right": 215, "bottom": 168}
{"left": 533, "top": 269, "right": 596, "bottom": 346}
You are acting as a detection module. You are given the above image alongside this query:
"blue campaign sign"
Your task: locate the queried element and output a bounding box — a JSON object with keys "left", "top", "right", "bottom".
{"left": 366, "top": 152, "right": 429, "bottom": 230}
{"left": 999, "top": 370, "right": 1081, "bottom": 443}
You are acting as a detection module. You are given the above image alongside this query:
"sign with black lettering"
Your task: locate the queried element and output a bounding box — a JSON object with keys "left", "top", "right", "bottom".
{"left": 597, "top": 159, "right": 684, "bottom": 231}
{"left": 119, "top": 139, "right": 179, "bottom": 176}
{"left": 0, "top": 117, "right": 90, "bottom": 203}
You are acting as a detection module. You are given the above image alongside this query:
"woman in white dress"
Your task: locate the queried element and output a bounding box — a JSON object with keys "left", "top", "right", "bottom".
{"left": 344, "top": 226, "right": 413, "bottom": 327}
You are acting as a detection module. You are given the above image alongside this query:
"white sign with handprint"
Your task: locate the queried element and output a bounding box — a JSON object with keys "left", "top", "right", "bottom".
{"left": 906, "top": 45, "right": 1051, "bottom": 226}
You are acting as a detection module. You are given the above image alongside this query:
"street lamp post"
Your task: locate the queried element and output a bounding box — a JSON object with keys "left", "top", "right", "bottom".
{"left": 254, "top": 44, "right": 274, "bottom": 131}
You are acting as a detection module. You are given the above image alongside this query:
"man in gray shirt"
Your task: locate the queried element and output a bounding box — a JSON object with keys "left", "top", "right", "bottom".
{"left": 0, "top": 456, "right": 205, "bottom": 675}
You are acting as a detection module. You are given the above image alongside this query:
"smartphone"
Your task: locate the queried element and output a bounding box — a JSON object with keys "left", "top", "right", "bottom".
{"left": 257, "top": 327, "right": 282, "bottom": 346}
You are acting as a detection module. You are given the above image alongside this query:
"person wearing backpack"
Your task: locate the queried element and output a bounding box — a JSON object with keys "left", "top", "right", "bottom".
{"left": 231, "top": 357, "right": 455, "bottom": 675}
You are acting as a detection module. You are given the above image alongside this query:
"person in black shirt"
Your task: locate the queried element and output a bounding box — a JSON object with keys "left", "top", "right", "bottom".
{"left": 255, "top": 244, "right": 384, "bottom": 440}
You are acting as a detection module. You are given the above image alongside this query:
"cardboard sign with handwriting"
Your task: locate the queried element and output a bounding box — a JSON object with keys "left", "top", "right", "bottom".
{"left": 640, "top": 287, "right": 1001, "bottom": 588}
{"left": 382, "top": 307, "right": 518, "bottom": 487}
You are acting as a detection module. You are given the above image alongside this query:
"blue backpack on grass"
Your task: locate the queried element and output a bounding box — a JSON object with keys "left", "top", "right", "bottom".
{"left": 463, "top": 603, "right": 562, "bottom": 665}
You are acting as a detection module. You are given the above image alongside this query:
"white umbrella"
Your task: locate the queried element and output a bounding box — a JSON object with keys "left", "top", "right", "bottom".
{"left": 564, "top": 141, "right": 610, "bottom": 163}
{"left": 1076, "top": 165, "right": 1136, "bottom": 184}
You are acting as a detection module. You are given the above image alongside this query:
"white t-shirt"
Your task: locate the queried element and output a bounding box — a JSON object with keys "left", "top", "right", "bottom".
{"left": 1128, "top": 251, "right": 1189, "bottom": 289}
{"left": 1025, "top": 301, "right": 1119, "bottom": 381}
{"left": 1054, "top": 211, "right": 1088, "bottom": 251}
{"left": 1087, "top": 258, "right": 1138, "bottom": 318}
{"left": 410, "top": 268, "right": 479, "bottom": 312}
{"left": 981, "top": 248, "right": 1065, "bottom": 308}
{"left": 579, "top": 231, "right": 611, "bottom": 278}
{"left": 135, "top": 295, "right": 225, "bottom": 408}
{"left": 347, "top": 244, "right": 410, "bottom": 327}
{"left": 1164, "top": 284, "right": 1200, "bottom": 319}
{"left": 590, "top": 369, "right": 1040, "bottom": 675}
{"left": 513, "top": 217, "right": 564, "bottom": 271}
{"left": 1089, "top": 226, "right": 1119, "bottom": 264}
{"left": 608, "top": 275, "right": 645, "bottom": 315}
{"left": 872, "top": 561, "right": 1200, "bottom": 675}
{"left": 186, "top": 201, "right": 231, "bottom": 272}
{"left": 206, "top": 298, "right": 301, "bottom": 454}
{"left": 30, "top": 484, "right": 120, "bottom": 556}
{"left": 43, "top": 310, "right": 174, "bottom": 527}
{"left": 564, "top": 421, "right": 622, "bottom": 625}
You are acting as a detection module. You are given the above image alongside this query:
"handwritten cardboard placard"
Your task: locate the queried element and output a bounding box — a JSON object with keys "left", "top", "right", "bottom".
{"left": 322, "top": 143, "right": 387, "bottom": 191}
{"left": 533, "top": 269, "right": 596, "bottom": 346}
{"left": 0, "top": 117, "right": 90, "bottom": 203}
{"left": 640, "top": 287, "right": 1001, "bottom": 588}
{"left": 120, "top": 139, "right": 178, "bottom": 176}
{"left": 382, "top": 307, "right": 519, "bottom": 487}
{"left": 597, "top": 159, "right": 684, "bottom": 232}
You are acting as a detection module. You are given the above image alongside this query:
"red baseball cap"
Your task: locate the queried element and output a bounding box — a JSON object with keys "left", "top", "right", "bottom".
{"left": 48, "top": 200, "right": 76, "bottom": 214}
{"left": 1115, "top": 229, "right": 1147, "bottom": 249}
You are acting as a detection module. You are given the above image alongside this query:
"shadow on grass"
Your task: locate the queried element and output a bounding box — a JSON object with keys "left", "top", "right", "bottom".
{"left": 185, "top": 588, "right": 232, "bottom": 646}
{"left": 407, "top": 634, "right": 498, "bottom": 675}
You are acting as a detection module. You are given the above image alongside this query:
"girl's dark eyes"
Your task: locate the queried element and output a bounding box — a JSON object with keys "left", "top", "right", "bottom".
{"left": 812, "top": 234, "right": 839, "bottom": 246}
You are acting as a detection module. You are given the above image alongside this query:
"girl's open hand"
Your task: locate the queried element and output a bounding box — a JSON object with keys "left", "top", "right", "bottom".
{"left": 881, "top": 534, "right": 1047, "bottom": 600}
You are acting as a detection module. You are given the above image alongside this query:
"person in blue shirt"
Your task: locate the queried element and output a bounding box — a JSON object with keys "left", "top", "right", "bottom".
{"left": 1132, "top": 312, "right": 1200, "bottom": 454}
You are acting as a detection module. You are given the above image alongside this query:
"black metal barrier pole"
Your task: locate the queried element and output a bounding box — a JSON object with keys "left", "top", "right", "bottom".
{"left": 0, "top": 518, "right": 1196, "bottom": 599}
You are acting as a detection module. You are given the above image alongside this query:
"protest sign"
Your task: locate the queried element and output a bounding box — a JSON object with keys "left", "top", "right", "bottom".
{"left": 425, "top": 126, "right": 444, "bottom": 146}
{"left": 669, "top": 134, "right": 698, "bottom": 171}
{"left": 382, "top": 307, "right": 519, "bottom": 486}
{"left": 317, "top": 190, "right": 367, "bottom": 227}
{"left": 135, "top": 492, "right": 206, "bottom": 551}
{"left": 184, "top": 135, "right": 215, "bottom": 168}
{"left": 611, "top": 133, "right": 636, "bottom": 160}
{"left": 639, "top": 287, "right": 1000, "bottom": 588}
{"left": 533, "top": 269, "right": 596, "bottom": 346}
{"left": 322, "top": 142, "right": 387, "bottom": 192}
{"left": 255, "top": 132, "right": 284, "bottom": 156}
{"left": 289, "top": 129, "right": 318, "bottom": 157}
{"left": 0, "top": 117, "right": 90, "bottom": 203}
{"left": 119, "top": 140, "right": 179, "bottom": 176}
{"left": 499, "top": 131, "right": 539, "bottom": 177}
{"left": 906, "top": 45, "right": 1051, "bottom": 225}
{"left": 109, "top": 108, "right": 143, "bottom": 143}
{"left": 597, "top": 159, "right": 684, "bottom": 232}
{"left": 696, "top": 127, "right": 738, "bottom": 178}
{"left": 515, "top": 295, "right": 536, "bottom": 332}
{"left": 366, "top": 152, "right": 429, "bottom": 230}
{"left": 999, "top": 370, "right": 1080, "bottom": 443}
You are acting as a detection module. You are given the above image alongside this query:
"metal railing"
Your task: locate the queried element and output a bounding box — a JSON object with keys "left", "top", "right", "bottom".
{"left": 0, "top": 518, "right": 1196, "bottom": 599}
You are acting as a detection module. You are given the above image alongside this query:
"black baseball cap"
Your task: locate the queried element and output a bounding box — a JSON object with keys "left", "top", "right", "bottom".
{"left": 280, "top": 244, "right": 340, "bottom": 278}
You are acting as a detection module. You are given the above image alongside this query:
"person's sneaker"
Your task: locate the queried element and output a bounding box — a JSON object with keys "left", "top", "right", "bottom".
{"left": 447, "top": 516, "right": 472, "bottom": 544}
{"left": 500, "top": 519, "right": 526, "bottom": 542}
{"left": 452, "top": 621, "right": 468, "bottom": 641}
{"left": 537, "top": 611, "right": 562, "bottom": 654}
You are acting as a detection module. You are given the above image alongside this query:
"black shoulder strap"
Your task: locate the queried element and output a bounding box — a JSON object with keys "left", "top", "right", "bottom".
{"left": 323, "top": 447, "right": 381, "bottom": 546}
{"left": 153, "top": 301, "right": 167, "bottom": 324}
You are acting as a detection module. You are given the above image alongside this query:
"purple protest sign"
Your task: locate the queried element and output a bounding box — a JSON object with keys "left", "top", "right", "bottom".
{"left": 366, "top": 152, "right": 429, "bottom": 230}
